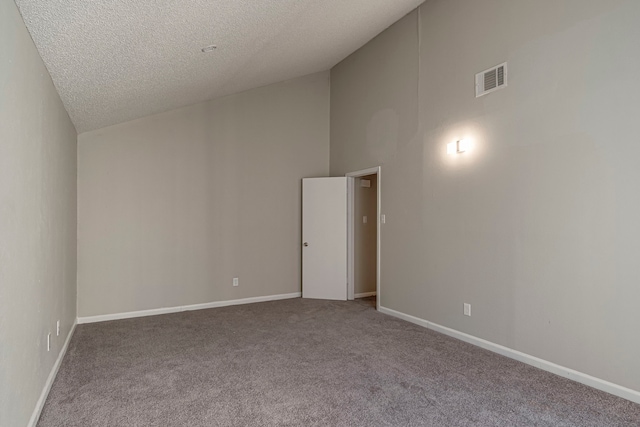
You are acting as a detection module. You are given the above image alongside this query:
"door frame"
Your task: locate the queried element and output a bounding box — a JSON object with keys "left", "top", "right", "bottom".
{"left": 346, "top": 166, "right": 381, "bottom": 310}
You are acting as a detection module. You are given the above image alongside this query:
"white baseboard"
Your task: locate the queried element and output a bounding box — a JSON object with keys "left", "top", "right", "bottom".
{"left": 378, "top": 305, "right": 640, "bottom": 405}
{"left": 28, "top": 320, "right": 77, "bottom": 427}
{"left": 77, "top": 292, "right": 302, "bottom": 324}
{"left": 355, "top": 292, "right": 377, "bottom": 298}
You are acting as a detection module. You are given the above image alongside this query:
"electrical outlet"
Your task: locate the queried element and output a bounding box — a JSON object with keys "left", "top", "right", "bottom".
{"left": 381, "top": 214, "right": 386, "bottom": 224}
{"left": 363, "top": 216, "right": 367, "bottom": 224}
{"left": 47, "top": 333, "right": 51, "bottom": 352}
{"left": 464, "top": 303, "right": 471, "bottom": 317}
{"left": 233, "top": 277, "right": 239, "bottom": 287}
{"left": 56, "top": 320, "right": 60, "bottom": 336}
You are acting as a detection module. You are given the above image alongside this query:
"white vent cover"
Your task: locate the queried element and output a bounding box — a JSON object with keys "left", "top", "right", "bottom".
{"left": 475, "top": 62, "right": 507, "bottom": 97}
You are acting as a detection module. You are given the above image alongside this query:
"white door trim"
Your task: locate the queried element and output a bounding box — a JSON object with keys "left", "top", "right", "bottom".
{"left": 346, "top": 166, "right": 381, "bottom": 310}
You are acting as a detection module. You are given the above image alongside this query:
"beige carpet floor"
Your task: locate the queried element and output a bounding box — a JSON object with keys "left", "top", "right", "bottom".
{"left": 37, "top": 297, "right": 640, "bottom": 426}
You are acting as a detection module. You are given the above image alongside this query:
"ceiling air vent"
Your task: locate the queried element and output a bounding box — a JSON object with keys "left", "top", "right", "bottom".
{"left": 475, "top": 62, "right": 507, "bottom": 97}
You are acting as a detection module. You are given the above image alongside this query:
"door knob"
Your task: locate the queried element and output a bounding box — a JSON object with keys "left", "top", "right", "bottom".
{"left": 303, "top": 242, "right": 309, "bottom": 247}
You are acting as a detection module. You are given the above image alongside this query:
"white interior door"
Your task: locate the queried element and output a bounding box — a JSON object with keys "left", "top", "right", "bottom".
{"left": 302, "top": 177, "right": 347, "bottom": 300}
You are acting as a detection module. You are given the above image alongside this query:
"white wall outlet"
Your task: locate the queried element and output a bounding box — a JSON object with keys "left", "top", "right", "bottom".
{"left": 47, "top": 333, "right": 51, "bottom": 351}
{"left": 233, "top": 277, "right": 239, "bottom": 287}
{"left": 56, "top": 320, "right": 60, "bottom": 336}
{"left": 381, "top": 214, "right": 386, "bottom": 224}
{"left": 363, "top": 215, "right": 367, "bottom": 224}
{"left": 464, "top": 303, "right": 471, "bottom": 317}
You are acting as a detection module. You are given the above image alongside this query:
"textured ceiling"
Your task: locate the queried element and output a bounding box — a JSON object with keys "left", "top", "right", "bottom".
{"left": 15, "top": 0, "right": 423, "bottom": 133}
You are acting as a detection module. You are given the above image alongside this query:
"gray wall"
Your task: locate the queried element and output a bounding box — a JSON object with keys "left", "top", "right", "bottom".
{"left": 0, "top": 1, "right": 78, "bottom": 425}
{"left": 78, "top": 72, "right": 329, "bottom": 317}
{"left": 331, "top": 0, "right": 640, "bottom": 392}
{"left": 355, "top": 175, "right": 377, "bottom": 295}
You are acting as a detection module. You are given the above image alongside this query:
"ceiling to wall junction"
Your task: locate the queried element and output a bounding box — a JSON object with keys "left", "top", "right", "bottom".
{"left": 15, "top": 0, "right": 423, "bottom": 132}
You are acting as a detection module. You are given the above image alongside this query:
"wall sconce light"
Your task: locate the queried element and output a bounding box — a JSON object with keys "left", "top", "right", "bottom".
{"left": 447, "top": 139, "right": 469, "bottom": 154}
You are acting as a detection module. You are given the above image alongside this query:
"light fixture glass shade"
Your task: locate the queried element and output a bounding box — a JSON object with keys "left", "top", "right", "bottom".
{"left": 447, "top": 139, "right": 468, "bottom": 154}
{"left": 447, "top": 141, "right": 457, "bottom": 154}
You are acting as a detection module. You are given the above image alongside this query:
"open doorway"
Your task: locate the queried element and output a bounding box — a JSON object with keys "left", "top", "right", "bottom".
{"left": 347, "top": 167, "right": 381, "bottom": 310}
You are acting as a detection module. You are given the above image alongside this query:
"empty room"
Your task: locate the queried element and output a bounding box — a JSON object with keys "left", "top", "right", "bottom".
{"left": 2, "top": 0, "right": 640, "bottom": 426}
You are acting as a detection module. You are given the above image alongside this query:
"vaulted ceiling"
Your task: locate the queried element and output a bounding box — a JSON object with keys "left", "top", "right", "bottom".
{"left": 15, "top": 0, "right": 423, "bottom": 132}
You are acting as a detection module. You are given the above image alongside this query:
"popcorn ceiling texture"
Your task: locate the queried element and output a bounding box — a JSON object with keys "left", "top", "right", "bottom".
{"left": 14, "top": 0, "right": 423, "bottom": 133}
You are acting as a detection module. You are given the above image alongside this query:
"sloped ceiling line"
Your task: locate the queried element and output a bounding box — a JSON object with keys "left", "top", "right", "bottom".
{"left": 15, "top": 0, "right": 423, "bottom": 133}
